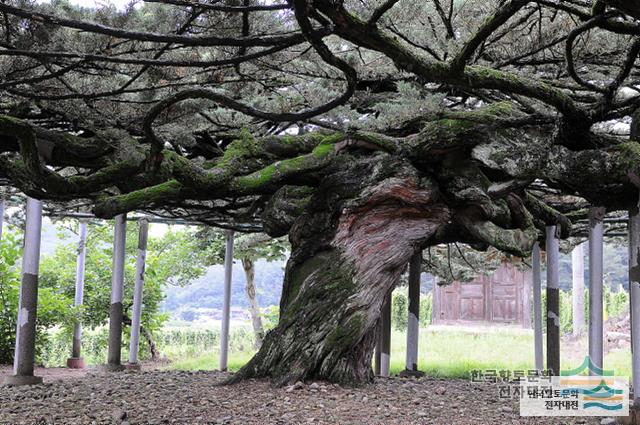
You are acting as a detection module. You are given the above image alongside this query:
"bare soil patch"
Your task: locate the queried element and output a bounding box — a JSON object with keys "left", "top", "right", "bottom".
{"left": 0, "top": 368, "right": 601, "bottom": 424}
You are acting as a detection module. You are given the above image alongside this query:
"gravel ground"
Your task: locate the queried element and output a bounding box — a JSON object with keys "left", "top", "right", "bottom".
{"left": 0, "top": 369, "right": 606, "bottom": 425}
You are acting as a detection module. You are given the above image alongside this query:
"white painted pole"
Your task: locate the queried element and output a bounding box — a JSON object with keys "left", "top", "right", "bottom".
{"left": 405, "top": 251, "right": 422, "bottom": 374}
{"left": 588, "top": 207, "right": 605, "bottom": 375}
{"left": 67, "top": 220, "right": 88, "bottom": 369}
{"left": 546, "top": 225, "right": 560, "bottom": 375}
{"left": 629, "top": 201, "right": 640, "bottom": 404}
{"left": 106, "top": 214, "right": 127, "bottom": 371}
{"left": 4, "top": 198, "right": 43, "bottom": 386}
{"left": 532, "top": 242, "right": 543, "bottom": 372}
{"left": 572, "top": 243, "right": 585, "bottom": 336}
{"left": 219, "top": 230, "right": 234, "bottom": 371}
{"left": 128, "top": 219, "right": 148, "bottom": 366}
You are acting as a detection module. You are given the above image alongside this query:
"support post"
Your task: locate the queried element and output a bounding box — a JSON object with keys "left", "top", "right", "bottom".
{"left": 589, "top": 206, "right": 605, "bottom": 375}
{"left": 219, "top": 230, "right": 234, "bottom": 371}
{"left": 4, "top": 198, "right": 43, "bottom": 386}
{"left": 379, "top": 293, "right": 392, "bottom": 377}
{"left": 572, "top": 243, "right": 585, "bottom": 336}
{"left": 532, "top": 242, "right": 544, "bottom": 372}
{"left": 629, "top": 201, "right": 640, "bottom": 405}
{"left": 127, "top": 218, "right": 149, "bottom": 369}
{"left": 67, "top": 220, "right": 88, "bottom": 369}
{"left": 106, "top": 214, "right": 127, "bottom": 371}
{"left": 403, "top": 251, "right": 424, "bottom": 377}
{"left": 546, "top": 225, "right": 560, "bottom": 376}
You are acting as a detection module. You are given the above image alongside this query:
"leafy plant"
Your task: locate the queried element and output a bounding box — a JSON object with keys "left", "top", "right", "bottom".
{"left": 0, "top": 229, "right": 73, "bottom": 364}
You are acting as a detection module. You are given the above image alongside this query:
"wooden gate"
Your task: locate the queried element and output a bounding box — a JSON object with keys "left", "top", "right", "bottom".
{"left": 432, "top": 262, "right": 532, "bottom": 327}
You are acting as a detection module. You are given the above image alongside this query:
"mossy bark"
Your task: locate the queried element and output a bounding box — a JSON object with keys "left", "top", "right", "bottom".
{"left": 229, "top": 156, "right": 450, "bottom": 386}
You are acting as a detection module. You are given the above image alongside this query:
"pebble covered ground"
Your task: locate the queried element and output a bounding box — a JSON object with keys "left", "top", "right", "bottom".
{"left": 0, "top": 369, "right": 607, "bottom": 425}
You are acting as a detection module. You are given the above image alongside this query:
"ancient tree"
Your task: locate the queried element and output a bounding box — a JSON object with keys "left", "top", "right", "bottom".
{"left": 1, "top": 0, "right": 640, "bottom": 385}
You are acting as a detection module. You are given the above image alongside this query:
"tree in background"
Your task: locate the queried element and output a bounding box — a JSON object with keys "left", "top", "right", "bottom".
{"left": 38, "top": 221, "right": 206, "bottom": 360}
{"left": 196, "top": 228, "right": 288, "bottom": 348}
{"left": 0, "top": 228, "right": 73, "bottom": 364}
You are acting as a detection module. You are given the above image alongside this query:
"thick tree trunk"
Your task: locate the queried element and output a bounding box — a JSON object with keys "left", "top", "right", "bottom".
{"left": 230, "top": 157, "right": 450, "bottom": 386}
{"left": 242, "top": 257, "right": 265, "bottom": 349}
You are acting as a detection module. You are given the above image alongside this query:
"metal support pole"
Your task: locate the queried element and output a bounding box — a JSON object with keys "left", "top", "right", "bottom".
{"left": 546, "top": 225, "right": 560, "bottom": 376}
{"left": 572, "top": 243, "right": 585, "bottom": 336}
{"left": 589, "top": 206, "right": 605, "bottom": 375}
{"left": 629, "top": 201, "right": 640, "bottom": 404}
{"left": 219, "top": 230, "right": 234, "bottom": 371}
{"left": 532, "top": 242, "right": 544, "bottom": 372}
{"left": 404, "top": 251, "right": 424, "bottom": 376}
{"left": 4, "top": 198, "right": 43, "bottom": 386}
{"left": 128, "top": 218, "right": 148, "bottom": 368}
{"left": 67, "top": 220, "right": 88, "bottom": 369}
{"left": 380, "top": 293, "right": 391, "bottom": 377}
{"left": 106, "top": 214, "right": 126, "bottom": 371}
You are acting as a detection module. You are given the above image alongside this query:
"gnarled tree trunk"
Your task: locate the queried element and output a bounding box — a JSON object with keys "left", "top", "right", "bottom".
{"left": 230, "top": 156, "right": 450, "bottom": 386}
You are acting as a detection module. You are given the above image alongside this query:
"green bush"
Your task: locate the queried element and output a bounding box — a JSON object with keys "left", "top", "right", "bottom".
{"left": 420, "top": 291, "right": 433, "bottom": 327}
{"left": 0, "top": 231, "right": 21, "bottom": 363}
{"left": 0, "top": 230, "right": 73, "bottom": 364}
{"left": 606, "top": 284, "right": 628, "bottom": 318}
{"left": 539, "top": 285, "right": 629, "bottom": 335}
{"left": 392, "top": 290, "right": 408, "bottom": 331}
{"left": 261, "top": 305, "right": 279, "bottom": 331}
{"left": 391, "top": 288, "right": 433, "bottom": 331}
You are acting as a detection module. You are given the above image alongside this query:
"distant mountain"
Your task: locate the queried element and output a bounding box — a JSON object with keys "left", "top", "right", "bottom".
{"left": 162, "top": 259, "right": 285, "bottom": 313}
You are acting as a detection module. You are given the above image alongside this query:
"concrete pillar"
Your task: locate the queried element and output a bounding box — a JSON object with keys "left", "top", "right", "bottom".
{"left": 4, "top": 198, "right": 43, "bottom": 386}
{"left": 629, "top": 202, "right": 640, "bottom": 404}
{"left": 589, "top": 206, "right": 605, "bottom": 375}
{"left": 572, "top": 243, "right": 585, "bottom": 336}
{"left": 546, "top": 225, "right": 560, "bottom": 376}
{"left": 0, "top": 198, "right": 5, "bottom": 240}
{"left": 106, "top": 214, "right": 127, "bottom": 371}
{"left": 127, "top": 218, "right": 148, "bottom": 369}
{"left": 532, "top": 242, "right": 544, "bottom": 372}
{"left": 379, "top": 293, "right": 391, "bottom": 377}
{"left": 67, "top": 220, "right": 88, "bottom": 369}
{"left": 219, "top": 230, "right": 234, "bottom": 371}
{"left": 404, "top": 251, "right": 424, "bottom": 376}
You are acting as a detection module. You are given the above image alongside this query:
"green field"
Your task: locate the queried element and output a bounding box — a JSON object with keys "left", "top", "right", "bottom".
{"left": 40, "top": 324, "right": 633, "bottom": 379}
{"left": 166, "top": 326, "right": 635, "bottom": 379}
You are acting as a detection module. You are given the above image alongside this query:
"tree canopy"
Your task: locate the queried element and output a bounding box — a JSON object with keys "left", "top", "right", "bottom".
{"left": 0, "top": 0, "right": 638, "bottom": 243}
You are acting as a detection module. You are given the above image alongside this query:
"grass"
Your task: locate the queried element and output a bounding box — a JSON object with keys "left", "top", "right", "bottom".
{"left": 168, "top": 351, "right": 255, "bottom": 372}
{"left": 390, "top": 327, "right": 536, "bottom": 378}
{"left": 164, "top": 326, "right": 636, "bottom": 380}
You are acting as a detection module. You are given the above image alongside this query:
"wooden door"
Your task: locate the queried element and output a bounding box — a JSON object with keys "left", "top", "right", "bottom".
{"left": 459, "top": 283, "right": 485, "bottom": 321}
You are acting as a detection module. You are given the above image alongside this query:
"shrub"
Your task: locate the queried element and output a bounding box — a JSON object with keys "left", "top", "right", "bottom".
{"left": 391, "top": 288, "right": 433, "bottom": 331}
{"left": 0, "top": 229, "right": 73, "bottom": 364}
{"left": 538, "top": 284, "right": 629, "bottom": 335}
{"left": 392, "top": 290, "right": 408, "bottom": 331}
